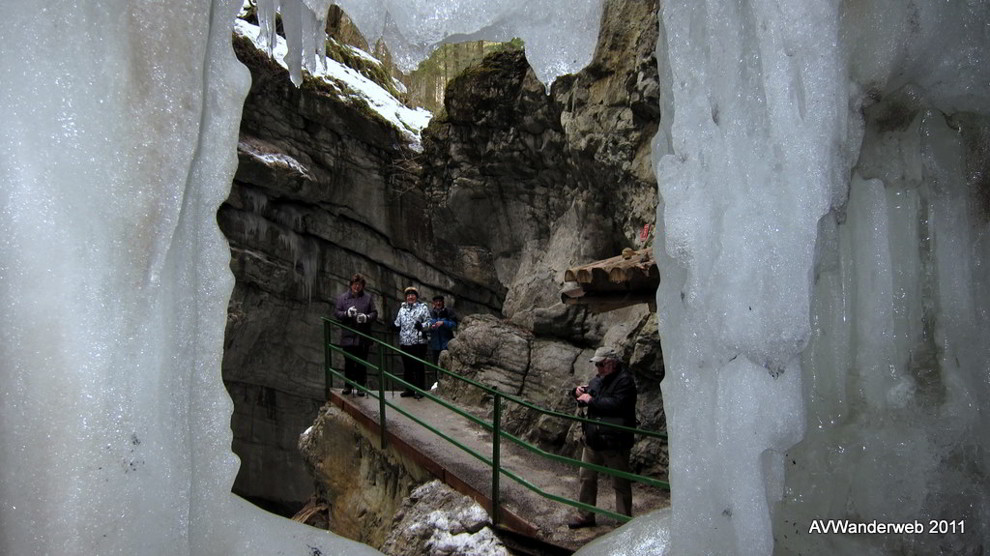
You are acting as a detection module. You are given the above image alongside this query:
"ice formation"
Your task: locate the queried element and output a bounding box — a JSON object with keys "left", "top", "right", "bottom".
{"left": 0, "top": 1, "right": 377, "bottom": 554}
{"left": 651, "top": 1, "right": 990, "bottom": 554}
{"left": 2, "top": 0, "right": 987, "bottom": 555}
{"left": 333, "top": 0, "right": 605, "bottom": 86}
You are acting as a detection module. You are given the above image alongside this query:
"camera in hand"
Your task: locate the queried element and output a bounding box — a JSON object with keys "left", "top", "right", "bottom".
{"left": 575, "top": 385, "right": 589, "bottom": 407}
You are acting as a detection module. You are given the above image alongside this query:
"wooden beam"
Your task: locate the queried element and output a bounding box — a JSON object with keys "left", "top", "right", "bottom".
{"left": 560, "top": 291, "right": 657, "bottom": 313}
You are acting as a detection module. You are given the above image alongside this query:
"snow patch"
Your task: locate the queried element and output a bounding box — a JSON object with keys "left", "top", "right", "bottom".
{"left": 233, "top": 19, "right": 432, "bottom": 149}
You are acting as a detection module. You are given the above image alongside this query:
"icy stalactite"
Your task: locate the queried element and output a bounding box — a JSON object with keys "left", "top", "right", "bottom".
{"left": 255, "top": 0, "right": 334, "bottom": 86}
{"left": 1, "top": 1, "right": 600, "bottom": 552}
{"left": 777, "top": 107, "right": 990, "bottom": 556}
{"left": 332, "top": 0, "right": 605, "bottom": 87}
{"left": 652, "top": 2, "right": 848, "bottom": 552}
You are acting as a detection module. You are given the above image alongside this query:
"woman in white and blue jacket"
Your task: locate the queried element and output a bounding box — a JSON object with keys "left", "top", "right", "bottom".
{"left": 394, "top": 286, "right": 431, "bottom": 398}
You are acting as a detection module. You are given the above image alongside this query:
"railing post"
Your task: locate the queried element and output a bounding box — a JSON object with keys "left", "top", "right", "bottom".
{"left": 324, "top": 319, "right": 332, "bottom": 399}
{"left": 491, "top": 391, "right": 502, "bottom": 526}
{"left": 378, "top": 339, "right": 387, "bottom": 450}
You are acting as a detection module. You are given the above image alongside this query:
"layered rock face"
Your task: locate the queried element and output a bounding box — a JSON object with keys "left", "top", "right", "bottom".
{"left": 420, "top": 0, "right": 660, "bottom": 329}
{"left": 298, "top": 406, "right": 509, "bottom": 554}
{"left": 420, "top": 0, "right": 666, "bottom": 473}
{"left": 221, "top": 33, "right": 504, "bottom": 511}
{"left": 221, "top": 0, "right": 666, "bottom": 513}
{"left": 297, "top": 405, "right": 428, "bottom": 547}
{"left": 440, "top": 313, "right": 667, "bottom": 477}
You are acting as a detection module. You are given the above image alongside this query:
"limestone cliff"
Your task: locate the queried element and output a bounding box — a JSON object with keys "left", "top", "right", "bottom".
{"left": 222, "top": 29, "right": 504, "bottom": 511}
{"left": 417, "top": 0, "right": 666, "bottom": 477}
{"left": 439, "top": 313, "right": 668, "bottom": 480}
{"left": 297, "top": 406, "right": 509, "bottom": 554}
{"left": 221, "top": 0, "right": 666, "bottom": 514}
{"left": 420, "top": 0, "right": 661, "bottom": 333}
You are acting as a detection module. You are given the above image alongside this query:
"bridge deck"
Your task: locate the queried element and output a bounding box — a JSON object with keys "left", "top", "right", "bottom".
{"left": 329, "top": 388, "right": 669, "bottom": 553}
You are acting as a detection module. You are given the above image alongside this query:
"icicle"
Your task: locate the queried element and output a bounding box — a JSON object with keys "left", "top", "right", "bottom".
{"left": 256, "top": 0, "right": 278, "bottom": 54}
{"left": 302, "top": 0, "right": 333, "bottom": 74}
{"left": 280, "top": 0, "right": 303, "bottom": 86}
{"left": 270, "top": 0, "right": 334, "bottom": 86}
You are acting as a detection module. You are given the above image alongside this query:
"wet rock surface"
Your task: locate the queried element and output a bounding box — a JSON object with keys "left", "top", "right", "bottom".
{"left": 382, "top": 481, "right": 509, "bottom": 556}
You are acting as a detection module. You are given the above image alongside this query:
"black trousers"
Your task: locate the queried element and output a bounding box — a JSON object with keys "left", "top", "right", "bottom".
{"left": 342, "top": 343, "right": 370, "bottom": 388}
{"left": 400, "top": 343, "right": 427, "bottom": 392}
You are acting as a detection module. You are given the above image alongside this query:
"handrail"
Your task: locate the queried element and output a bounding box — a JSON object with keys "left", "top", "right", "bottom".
{"left": 327, "top": 317, "right": 666, "bottom": 440}
{"left": 323, "top": 316, "right": 668, "bottom": 526}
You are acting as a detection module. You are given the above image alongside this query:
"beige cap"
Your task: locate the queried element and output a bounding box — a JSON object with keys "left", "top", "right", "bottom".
{"left": 589, "top": 346, "right": 621, "bottom": 363}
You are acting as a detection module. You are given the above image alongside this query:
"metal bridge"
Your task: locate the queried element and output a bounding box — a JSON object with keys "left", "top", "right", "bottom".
{"left": 323, "top": 317, "right": 670, "bottom": 552}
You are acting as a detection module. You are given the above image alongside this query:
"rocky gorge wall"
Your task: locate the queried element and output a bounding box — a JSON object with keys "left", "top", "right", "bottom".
{"left": 417, "top": 0, "right": 666, "bottom": 471}
{"left": 298, "top": 406, "right": 509, "bottom": 555}
{"left": 221, "top": 30, "right": 505, "bottom": 511}
{"left": 220, "top": 0, "right": 667, "bottom": 515}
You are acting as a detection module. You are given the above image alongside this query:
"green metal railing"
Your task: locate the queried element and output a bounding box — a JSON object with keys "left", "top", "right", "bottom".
{"left": 323, "top": 316, "right": 669, "bottom": 525}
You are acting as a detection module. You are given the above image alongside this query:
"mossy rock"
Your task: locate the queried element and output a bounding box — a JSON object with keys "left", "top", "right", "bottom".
{"left": 324, "top": 38, "right": 403, "bottom": 99}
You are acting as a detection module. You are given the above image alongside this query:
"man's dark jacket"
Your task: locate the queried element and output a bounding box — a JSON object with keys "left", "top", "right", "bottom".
{"left": 580, "top": 367, "right": 638, "bottom": 451}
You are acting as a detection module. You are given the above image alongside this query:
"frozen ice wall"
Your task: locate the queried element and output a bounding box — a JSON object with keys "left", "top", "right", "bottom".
{"left": 0, "top": 0, "right": 377, "bottom": 554}
{"left": 653, "top": 1, "right": 990, "bottom": 554}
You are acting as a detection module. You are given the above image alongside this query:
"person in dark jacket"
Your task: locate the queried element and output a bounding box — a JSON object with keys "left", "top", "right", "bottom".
{"left": 427, "top": 295, "right": 458, "bottom": 367}
{"left": 567, "top": 346, "right": 638, "bottom": 529}
{"left": 333, "top": 273, "right": 378, "bottom": 396}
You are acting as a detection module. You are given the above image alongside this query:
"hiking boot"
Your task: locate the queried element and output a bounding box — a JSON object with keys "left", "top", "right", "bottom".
{"left": 341, "top": 386, "right": 352, "bottom": 395}
{"left": 400, "top": 390, "right": 414, "bottom": 397}
{"left": 356, "top": 390, "right": 366, "bottom": 397}
{"left": 567, "top": 516, "right": 596, "bottom": 530}
{"left": 413, "top": 392, "right": 424, "bottom": 400}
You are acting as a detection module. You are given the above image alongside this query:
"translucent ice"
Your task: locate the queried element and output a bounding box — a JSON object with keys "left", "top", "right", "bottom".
{"left": 653, "top": 1, "right": 989, "bottom": 554}
{"left": 332, "top": 0, "right": 605, "bottom": 87}
{"left": 0, "top": 0, "right": 378, "bottom": 554}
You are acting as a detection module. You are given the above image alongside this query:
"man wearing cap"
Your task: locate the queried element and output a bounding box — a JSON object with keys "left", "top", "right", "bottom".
{"left": 333, "top": 273, "right": 378, "bottom": 396}
{"left": 393, "top": 286, "right": 431, "bottom": 398}
{"left": 567, "top": 346, "right": 638, "bottom": 529}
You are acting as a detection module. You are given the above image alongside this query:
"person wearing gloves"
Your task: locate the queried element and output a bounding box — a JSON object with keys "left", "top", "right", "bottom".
{"left": 333, "top": 273, "right": 378, "bottom": 396}
{"left": 427, "top": 295, "right": 458, "bottom": 367}
{"left": 393, "top": 286, "right": 430, "bottom": 398}
{"left": 567, "top": 346, "right": 638, "bottom": 529}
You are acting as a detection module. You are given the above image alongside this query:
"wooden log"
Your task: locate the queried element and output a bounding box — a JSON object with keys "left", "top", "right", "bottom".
{"left": 560, "top": 291, "right": 657, "bottom": 313}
